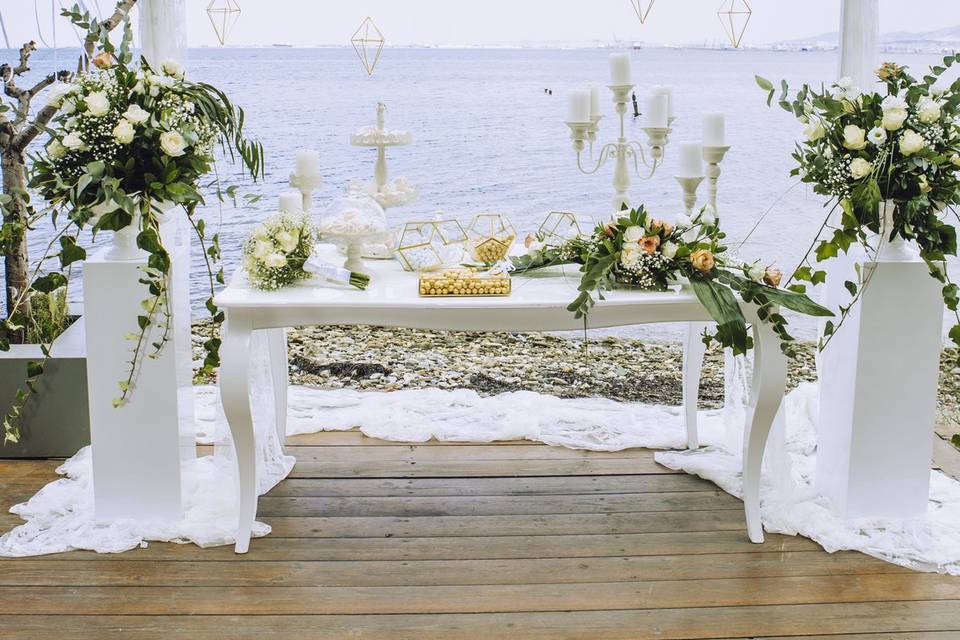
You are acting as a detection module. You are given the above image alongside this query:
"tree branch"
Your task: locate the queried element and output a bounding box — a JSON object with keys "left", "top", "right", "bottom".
{"left": 14, "top": 104, "right": 58, "bottom": 152}
{"left": 85, "top": 0, "right": 139, "bottom": 58}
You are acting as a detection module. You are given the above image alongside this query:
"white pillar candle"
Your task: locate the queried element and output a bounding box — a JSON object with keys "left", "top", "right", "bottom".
{"left": 609, "top": 52, "right": 632, "bottom": 86}
{"left": 295, "top": 149, "right": 321, "bottom": 176}
{"left": 652, "top": 85, "right": 674, "bottom": 119}
{"left": 678, "top": 142, "right": 704, "bottom": 177}
{"left": 567, "top": 89, "right": 591, "bottom": 122}
{"left": 644, "top": 94, "right": 669, "bottom": 128}
{"left": 279, "top": 191, "right": 302, "bottom": 213}
{"left": 589, "top": 85, "right": 602, "bottom": 119}
{"left": 703, "top": 112, "right": 726, "bottom": 146}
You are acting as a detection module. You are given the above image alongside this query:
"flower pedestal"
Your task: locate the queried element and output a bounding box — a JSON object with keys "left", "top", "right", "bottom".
{"left": 83, "top": 213, "right": 194, "bottom": 522}
{"left": 816, "top": 254, "right": 944, "bottom": 519}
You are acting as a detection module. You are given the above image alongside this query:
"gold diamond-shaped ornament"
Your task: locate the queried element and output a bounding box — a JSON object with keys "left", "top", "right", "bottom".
{"left": 351, "top": 17, "right": 385, "bottom": 77}
{"left": 717, "top": 0, "right": 752, "bottom": 49}
{"left": 207, "top": 0, "right": 241, "bottom": 46}
{"left": 629, "top": 0, "right": 655, "bottom": 24}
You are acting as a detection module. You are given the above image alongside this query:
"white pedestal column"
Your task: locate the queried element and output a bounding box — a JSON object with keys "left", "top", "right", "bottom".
{"left": 84, "top": 221, "right": 193, "bottom": 522}
{"left": 816, "top": 259, "right": 943, "bottom": 518}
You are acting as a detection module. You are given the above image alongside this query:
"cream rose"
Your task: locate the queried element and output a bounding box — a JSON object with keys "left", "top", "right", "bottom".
{"left": 690, "top": 249, "right": 715, "bottom": 273}
{"left": 918, "top": 98, "right": 941, "bottom": 124}
{"left": 123, "top": 104, "right": 150, "bottom": 125}
{"left": 661, "top": 242, "right": 678, "bottom": 259}
{"left": 850, "top": 157, "right": 872, "bottom": 179}
{"left": 160, "top": 59, "right": 185, "bottom": 79}
{"left": 842, "top": 124, "right": 867, "bottom": 150}
{"left": 253, "top": 240, "right": 273, "bottom": 260}
{"left": 952, "top": 153, "right": 960, "bottom": 168}
{"left": 899, "top": 129, "right": 926, "bottom": 156}
{"left": 46, "top": 82, "right": 74, "bottom": 108}
{"left": 620, "top": 246, "right": 641, "bottom": 268}
{"left": 623, "top": 225, "right": 644, "bottom": 243}
{"left": 84, "top": 91, "right": 110, "bottom": 117}
{"left": 159, "top": 131, "right": 187, "bottom": 157}
{"left": 747, "top": 262, "right": 766, "bottom": 282}
{"left": 763, "top": 268, "right": 783, "bottom": 288}
{"left": 804, "top": 120, "right": 826, "bottom": 142}
{"left": 47, "top": 139, "right": 66, "bottom": 160}
{"left": 918, "top": 175, "right": 932, "bottom": 194}
{"left": 276, "top": 230, "right": 300, "bottom": 253}
{"left": 882, "top": 108, "right": 908, "bottom": 131}
{"left": 698, "top": 205, "right": 717, "bottom": 227}
{"left": 264, "top": 252, "right": 287, "bottom": 269}
{"left": 61, "top": 132, "right": 83, "bottom": 151}
{"left": 112, "top": 119, "right": 135, "bottom": 144}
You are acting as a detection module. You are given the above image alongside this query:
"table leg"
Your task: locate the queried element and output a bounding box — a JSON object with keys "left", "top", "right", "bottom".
{"left": 266, "top": 327, "right": 289, "bottom": 446}
{"left": 742, "top": 319, "right": 787, "bottom": 543}
{"left": 682, "top": 322, "right": 709, "bottom": 449}
{"left": 219, "top": 311, "right": 257, "bottom": 554}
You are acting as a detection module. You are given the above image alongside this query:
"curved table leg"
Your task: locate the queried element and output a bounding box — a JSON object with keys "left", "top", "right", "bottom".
{"left": 266, "top": 327, "right": 289, "bottom": 446}
{"left": 219, "top": 310, "right": 257, "bottom": 554}
{"left": 742, "top": 319, "right": 788, "bottom": 543}
{"left": 682, "top": 322, "right": 709, "bottom": 449}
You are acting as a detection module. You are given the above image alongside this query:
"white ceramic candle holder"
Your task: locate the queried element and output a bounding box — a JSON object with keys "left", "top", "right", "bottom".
{"left": 702, "top": 145, "right": 731, "bottom": 212}
{"left": 289, "top": 171, "right": 324, "bottom": 213}
{"left": 674, "top": 175, "right": 705, "bottom": 216}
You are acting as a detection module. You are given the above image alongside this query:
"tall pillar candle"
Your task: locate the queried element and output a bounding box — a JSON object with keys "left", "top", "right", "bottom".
{"left": 609, "top": 52, "right": 632, "bottom": 85}
{"left": 678, "top": 142, "right": 704, "bottom": 177}
{"left": 567, "top": 89, "right": 591, "bottom": 122}
{"left": 644, "top": 94, "right": 668, "bottom": 128}
{"left": 652, "top": 85, "right": 674, "bottom": 120}
{"left": 589, "top": 85, "right": 602, "bottom": 119}
{"left": 703, "top": 112, "right": 726, "bottom": 146}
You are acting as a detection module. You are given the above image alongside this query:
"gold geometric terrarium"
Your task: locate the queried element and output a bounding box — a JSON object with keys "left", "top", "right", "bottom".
{"left": 717, "top": 0, "right": 752, "bottom": 49}
{"left": 629, "top": 0, "right": 655, "bottom": 24}
{"left": 207, "top": 0, "right": 241, "bottom": 46}
{"left": 351, "top": 16, "right": 385, "bottom": 77}
{"left": 395, "top": 219, "right": 467, "bottom": 272}
{"left": 466, "top": 213, "right": 517, "bottom": 264}
{"left": 537, "top": 211, "right": 591, "bottom": 243}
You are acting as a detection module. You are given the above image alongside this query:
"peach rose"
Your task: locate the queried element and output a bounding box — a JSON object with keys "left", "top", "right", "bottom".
{"left": 649, "top": 219, "right": 674, "bottom": 235}
{"left": 92, "top": 51, "right": 114, "bottom": 69}
{"left": 524, "top": 233, "right": 538, "bottom": 248}
{"left": 763, "top": 268, "right": 783, "bottom": 287}
{"left": 690, "top": 249, "right": 715, "bottom": 273}
{"left": 639, "top": 235, "right": 661, "bottom": 254}
{"left": 603, "top": 222, "right": 618, "bottom": 238}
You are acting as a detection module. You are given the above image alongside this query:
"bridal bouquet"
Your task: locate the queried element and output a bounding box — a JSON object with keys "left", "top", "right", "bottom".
{"left": 513, "top": 205, "right": 832, "bottom": 356}
{"left": 758, "top": 54, "right": 960, "bottom": 348}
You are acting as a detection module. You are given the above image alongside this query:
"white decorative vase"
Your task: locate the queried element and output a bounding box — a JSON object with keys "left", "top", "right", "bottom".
{"left": 104, "top": 208, "right": 146, "bottom": 262}
{"left": 875, "top": 200, "right": 919, "bottom": 262}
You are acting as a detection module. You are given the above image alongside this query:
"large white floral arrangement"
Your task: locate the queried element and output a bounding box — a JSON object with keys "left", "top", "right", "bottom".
{"left": 758, "top": 55, "right": 960, "bottom": 349}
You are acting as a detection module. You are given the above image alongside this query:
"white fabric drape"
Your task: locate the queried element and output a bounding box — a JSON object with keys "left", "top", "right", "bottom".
{"left": 138, "top": 0, "right": 187, "bottom": 68}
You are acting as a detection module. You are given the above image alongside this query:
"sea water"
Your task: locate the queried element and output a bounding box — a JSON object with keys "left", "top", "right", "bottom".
{"left": 7, "top": 47, "right": 957, "bottom": 339}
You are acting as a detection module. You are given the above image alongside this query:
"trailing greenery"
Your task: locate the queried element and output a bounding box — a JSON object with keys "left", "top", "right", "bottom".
{"left": 25, "top": 289, "right": 70, "bottom": 345}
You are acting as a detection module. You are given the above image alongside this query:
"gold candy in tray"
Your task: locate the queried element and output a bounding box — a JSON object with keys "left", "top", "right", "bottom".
{"left": 419, "top": 268, "right": 511, "bottom": 297}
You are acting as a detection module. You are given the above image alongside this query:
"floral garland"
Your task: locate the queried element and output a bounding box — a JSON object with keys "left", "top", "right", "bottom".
{"left": 512, "top": 205, "right": 832, "bottom": 356}
{"left": 757, "top": 54, "right": 960, "bottom": 351}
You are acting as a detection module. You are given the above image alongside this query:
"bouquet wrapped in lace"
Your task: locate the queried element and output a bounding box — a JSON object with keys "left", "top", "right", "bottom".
{"left": 512, "top": 205, "right": 832, "bottom": 356}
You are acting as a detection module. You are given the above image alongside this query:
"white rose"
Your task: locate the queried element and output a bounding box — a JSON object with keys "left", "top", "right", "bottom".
{"left": 882, "top": 108, "right": 908, "bottom": 131}
{"left": 123, "top": 104, "right": 150, "bottom": 124}
{"left": 623, "top": 225, "right": 644, "bottom": 242}
{"left": 842, "top": 124, "right": 867, "bottom": 150}
{"left": 47, "top": 139, "right": 66, "bottom": 160}
{"left": 112, "top": 119, "right": 135, "bottom": 144}
{"left": 660, "top": 241, "right": 678, "bottom": 259}
{"left": 264, "top": 252, "right": 287, "bottom": 269}
{"left": 697, "top": 204, "right": 716, "bottom": 227}
{"left": 881, "top": 95, "right": 908, "bottom": 111}
{"left": 253, "top": 240, "right": 273, "bottom": 259}
{"left": 918, "top": 175, "right": 932, "bottom": 194}
{"left": 61, "top": 132, "right": 84, "bottom": 151}
{"left": 620, "top": 246, "right": 640, "bottom": 268}
{"left": 153, "top": 75, "right": 175, "bottom": 89}
{"left": 850, "top": 157, "right": 872, "bottom": 179}
{"left": 84, "top": 91, "right": 110, "bottom": 117}
{"left": 931, "top": 81, "right": 949, "bottom": 97}
{"left": 952, "top": 153, "right": 960, "bottom": 167}
{"left": 46, "top": 82, "right": 74, "bottom": 107}
{"left": 867, "top": 127, "right": 887, "bottom": 146}
{"left": 159, "top": 130, "right": 187, "bottom": 157}
{"left": 622, "top": 241, "right": 640, "bottom": 252}
{"left": 804, "top": 120, "right": 826, "bottom": 142}
{"left": 160, "top": 59, "right": 184, "bottom": 79}
{"left": 675, "top": 212, "right": 692, "bottom": 227}
{"left": 276, "top": 230, "right": 299, "bottom": 253}
{"left": 899, "top": 129, "right": 926, "bottom": 156}
{"left": 918, "top": 98, "right": 941, "bottom": 124}
{"left": 61, "top": 97, "right": 77, "bottom": 115}
{"left": 253, "top": 226, "right": 270, "bottom": 241}
{"left": 747, "top": 262, "right": 766, "bottom": 283}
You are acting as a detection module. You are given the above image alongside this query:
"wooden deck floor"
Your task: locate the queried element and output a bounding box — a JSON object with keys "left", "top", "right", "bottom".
{"left": 2, "top": 431, "right": 960, "bottom": 639}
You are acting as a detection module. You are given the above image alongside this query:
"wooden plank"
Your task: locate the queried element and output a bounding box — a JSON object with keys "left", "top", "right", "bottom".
{"left": 264, "top": 510, "right": 754, "bottom": 538}
{"left": 256, "top": 491, "right": 739, "bottom": 517}
{"left": 287, "top": 444, "right": 660, "bottom": 462}
{"left": 290, "top": 457, "right": 674, "bottom": 478}
{"left": 287, "top": 431, "right": 546, "bottom": 446}
{"left": 55, "top": 531, "right": 821, "bottom": 562}
{"left": 2, "top": 601, "right": 960, "bottom": 639}
{"left": 0, "top": 552, "right": 902, "bottom": 588}
{"left": 265, "top": 474, "right": 715, "bottom": 497}
{"left": 3, "top": 573, "right": 959, "bottom": 616}
{"left": 736, "top": 635, "right": 960, "bottom": 640}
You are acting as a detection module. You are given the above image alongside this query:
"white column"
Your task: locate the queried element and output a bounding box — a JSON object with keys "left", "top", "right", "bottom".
{"left": 838, "top": 0, "right": 879, "bottom": 89}
{"left": 138, "top": 0, "right": 188, "bottom": 67}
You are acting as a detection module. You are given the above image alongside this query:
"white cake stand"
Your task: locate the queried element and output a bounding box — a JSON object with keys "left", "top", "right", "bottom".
{"left": 321, "top": 230, "right": 394, "bottom": 273}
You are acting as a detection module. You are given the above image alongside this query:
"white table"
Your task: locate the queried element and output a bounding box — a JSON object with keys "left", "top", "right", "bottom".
{"left": 216, "top": 245, "right": 787, "bottom": 553}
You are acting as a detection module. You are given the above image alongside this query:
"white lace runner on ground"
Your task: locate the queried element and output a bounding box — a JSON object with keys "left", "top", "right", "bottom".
{"left": 2, "top": 343, "right": 960, "bottom": 575}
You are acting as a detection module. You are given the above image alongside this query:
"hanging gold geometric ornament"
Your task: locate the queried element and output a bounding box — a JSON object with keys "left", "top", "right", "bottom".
{"left": 629, "top": 0, "right": 655, "bottom": 24}
{"left": 717, "top": 0, "right": 752, "bottom": 49}
{"left": 351, "top": 17, "right": 385, "bottom": 77}
{"left": 207, "top": 0, "right": 241, "bottom": 46}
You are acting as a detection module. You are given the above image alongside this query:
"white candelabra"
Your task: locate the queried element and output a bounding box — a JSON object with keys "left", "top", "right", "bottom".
{"left": 566, "top": 53, "right": 732, "bottom": 216}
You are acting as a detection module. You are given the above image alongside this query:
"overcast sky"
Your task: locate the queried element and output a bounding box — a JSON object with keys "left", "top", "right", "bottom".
{"left": 1, "top": 1, "right": 958, "bottom": 47}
